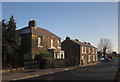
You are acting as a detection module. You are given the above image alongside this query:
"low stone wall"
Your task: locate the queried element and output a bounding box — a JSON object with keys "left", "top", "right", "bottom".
{"left": 2, "top": 67, "right": 25, "bottom": 73}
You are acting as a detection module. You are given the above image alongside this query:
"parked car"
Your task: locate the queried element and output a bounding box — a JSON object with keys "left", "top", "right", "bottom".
{"left": 101, "top": 57, "right": 110, "bottom": 62}
{"left": 101, "top": 57, "right": 105, "bottom": 61}
{"left": 108, "top": 56, "right": 112, "bottom": 59}
{"left": 104, "top": 57, "right": 110, "bottom": 62}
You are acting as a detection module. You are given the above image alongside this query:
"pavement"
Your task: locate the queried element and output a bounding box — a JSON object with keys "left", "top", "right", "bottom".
{"left": 20, "top": 58, "right": 118, "bottom": 81}
{"left": 116, "top": 57, "right": 120, "bottom": 82}
{"left": 117, "top": 68, "right": 120, "bottom": 82}
{"left": 2, "top": 62, "right": 98, "bottom": 81}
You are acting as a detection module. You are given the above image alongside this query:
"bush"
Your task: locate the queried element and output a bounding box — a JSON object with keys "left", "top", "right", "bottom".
{"left": 34, "top": 50, "right": 51, "bottom": 69}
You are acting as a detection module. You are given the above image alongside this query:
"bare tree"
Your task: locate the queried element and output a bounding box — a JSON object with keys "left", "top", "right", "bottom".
{"left": 97, "top": 38, "right": 112, "bottom": 58}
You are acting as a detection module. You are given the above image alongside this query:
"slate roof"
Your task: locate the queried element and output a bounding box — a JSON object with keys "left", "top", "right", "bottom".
{"left": 70, "top": 39, "right": 97, "bottom": 48}
{"left": 18, "top": 26, "right": 61, "bottom": 39}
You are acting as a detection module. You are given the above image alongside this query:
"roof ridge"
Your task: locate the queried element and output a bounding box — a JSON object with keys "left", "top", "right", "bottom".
{"left": 70, "top": 39, "right": 96, "bottom": 48}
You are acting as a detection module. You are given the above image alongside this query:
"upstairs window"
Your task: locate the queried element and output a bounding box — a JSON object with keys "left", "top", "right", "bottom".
{"left": 19, "top": 37, "right": 21, "bottom": 45}
{"left": 85, "top": 47, "right": 86, "bottom": 54}
{"left": 38, "top": 37, "right": 43, "bottom": 47}
{"left": 57, "top": 40, "right": 61, "bottom": 48}
{"left": 88, "top": 55, "right": 91, "bottom": 62}
{"left": 81, "top": 46, "right": 84, "bottom": 54}
{"left": 93, "top": 48, "right": 94, "bottom": 54}
{"left": 51, "top": 39, "right": 55, "bottom": 48}
{"left": 89, "top": 48, "right": 90, "bottom": 54}
{"left": 96, "top": 49, "right": 98, "bottom": 54}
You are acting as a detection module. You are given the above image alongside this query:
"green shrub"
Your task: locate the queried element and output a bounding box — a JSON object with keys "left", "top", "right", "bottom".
{"left": 34, "top": 50, "right": 51, "bottom": 69}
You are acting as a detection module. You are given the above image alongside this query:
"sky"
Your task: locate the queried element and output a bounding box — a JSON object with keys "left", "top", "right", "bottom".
{"left": 2, "top": 2, "right": 118, "bottom": 53}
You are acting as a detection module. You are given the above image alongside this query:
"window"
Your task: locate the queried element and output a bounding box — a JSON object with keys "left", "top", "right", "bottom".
{"left": 82, "top": 55, "right": 84, "bottom": 60}
{"left": 96, "top": 49, "right": 98, "bottom": 54}
{"left": 61, "top": 51, "right": 65, "bottom": 59}
{"left": 38, "top": 37, "right": 43, "bottom": 47}
{"left": 54, "top": 51, "right": 64, "bottom": 59}
{"left": 19, "top": 37, "right": 21, "bottom": 45}
{"left": 57, "top": 40, "right": 61, "bottom": 48}
{"left": 88, "top": 55, "right": 90, "bottom": 62}
{"left": 89, "top": 48, "right": 90, "bottom": 53}
{"left": 96, "top": 55, "right": 98, "bottom": 61}
{"left": 93, "top": 48, "right": 94, "bottom": 54}
{"left": 32, "top": 54, "right": 35, "bottom": 59}
{"left": 51, "top": 39, "right": 54, "bottom": 48}
{"left": 93, "top": 55, "right": 95, "bottom": 61}
{"left": 85, "top": 47, "right": 86, "bottom": 54}
{"left": 57, "top": 52, "right": 59, "bottom": 59}
{"left": 54, "top": 52, "right": 56, "bottom": 58}
{"left": 81, "top": 46, "right": 84, "bottom": 54}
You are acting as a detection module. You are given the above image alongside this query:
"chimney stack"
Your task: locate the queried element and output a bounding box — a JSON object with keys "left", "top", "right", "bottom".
{"left": 88, "top": 42, "right": 90, "bottom": 45}
{"left": 28, "top": 20, "right": 36, "bottom": 27}
{"left": 75, "top": 39, "right": 79, "bottom": 41}
{"left": 66, "top": 36, "right": 70, "bottom": 40}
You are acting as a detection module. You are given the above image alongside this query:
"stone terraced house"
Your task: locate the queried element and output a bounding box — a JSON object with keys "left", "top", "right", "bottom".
{"left": 61, "top": 37, "right": 98, "bottom": 65}
{"left": 18, "top": 20, "right": 64, "bottom": 61}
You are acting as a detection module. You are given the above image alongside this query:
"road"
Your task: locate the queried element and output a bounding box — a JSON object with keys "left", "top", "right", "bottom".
{"left": 17, "top": 58, "right": 119, "bottom": 81}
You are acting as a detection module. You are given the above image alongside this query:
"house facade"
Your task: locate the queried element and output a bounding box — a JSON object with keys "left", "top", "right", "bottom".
{"left": 61, "top": 37, "right": 98, "bottom": 65}
{"left": 18, "top": 20, "right": 64, "bottom": 60}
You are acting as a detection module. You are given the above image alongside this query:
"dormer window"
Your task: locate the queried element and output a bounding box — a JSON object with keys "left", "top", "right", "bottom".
{"left": 38, "top": 37, "right": 43, "bottom": 47}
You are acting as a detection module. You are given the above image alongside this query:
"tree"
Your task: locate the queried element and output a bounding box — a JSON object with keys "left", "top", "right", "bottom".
{"left": 2, "top": 16, "right": 20, "bottom": 68}
{"left": 97, "top": 38, "right": 112, "bottom": 58}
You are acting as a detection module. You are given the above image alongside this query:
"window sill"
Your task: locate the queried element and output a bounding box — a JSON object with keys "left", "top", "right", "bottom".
{"left": 38, "top": 46, "right": 43, "bottom": 48}
{"left": 50, "top": 46, "right": 56, "bottom": 49}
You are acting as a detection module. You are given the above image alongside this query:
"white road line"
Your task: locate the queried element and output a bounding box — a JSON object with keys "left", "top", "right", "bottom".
{"left": 12, "top": 75, "right": 39, "bottom": 81}
{"left": 11, "top": 66, "right": 81, "bottom": 81}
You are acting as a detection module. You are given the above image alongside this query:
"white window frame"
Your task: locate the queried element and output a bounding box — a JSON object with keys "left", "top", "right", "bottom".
{"left": 89, "top": 48, "right": 90, "bottom": 53}
{"left": 96, "top": 49, "right": 98, "bottom": 54}
{"left": 54, "top": 52, "right": 56, "bottom": 59}
{"left": 51, "top": 39, "right": 54, "bottom": 48}
{"left": 96, "top": 55, "right": 98, "bottom": 61}
{"left": 81, "top": 55, "right": 84, "bottom": 60}
{"left": 57, "top": 52, "right": 60, "bottom": 59}
{"left": 57, "top": 40, "right": 61, "bottom": 48}
{"left": 88, "top": 55, "right": 91, "bottom": 62}
{"left": 93, "top": 55, "right": 95, "bottom": 61}
{"left": 85, "top": 47, "right": 86, "bottom": 54}
{"left": 38, "top": 37, "right": 43, "bottom": 47}
{"left": 93, "top": 48, "right": 94, "bottom": 54}
{"left": 81, "top": 46, "right": 84, "bottom": 54}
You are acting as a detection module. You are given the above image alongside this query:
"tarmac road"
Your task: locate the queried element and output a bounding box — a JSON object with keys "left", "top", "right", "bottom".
{"left": 20, "top": 58, "right": 119, "bottom": 81}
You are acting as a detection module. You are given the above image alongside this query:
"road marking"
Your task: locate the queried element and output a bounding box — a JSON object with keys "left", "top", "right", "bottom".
{"left": 11, "top": 63, "right": 98, "bottom": 81}
{"left": 12, "top": 75, "right": 39, "bottom": 81}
